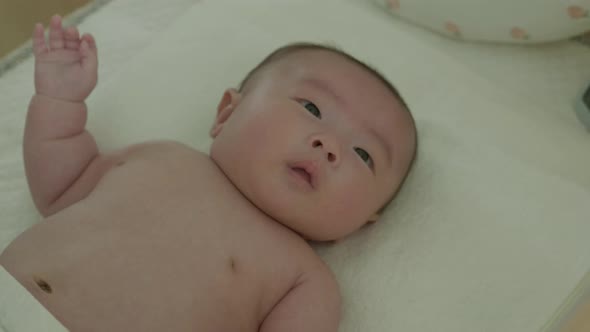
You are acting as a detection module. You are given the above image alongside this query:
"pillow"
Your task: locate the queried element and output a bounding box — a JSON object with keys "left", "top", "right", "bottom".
{"left": 372, "top": 0, "right": 590, "bottom": 43}
{"left": 84, "top": 0, "right": 590, "bottom": 331}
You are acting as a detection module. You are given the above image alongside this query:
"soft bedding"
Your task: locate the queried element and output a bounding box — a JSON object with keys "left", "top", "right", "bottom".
{"left": 1, "top": 0, "right": 589, "bottom": 331}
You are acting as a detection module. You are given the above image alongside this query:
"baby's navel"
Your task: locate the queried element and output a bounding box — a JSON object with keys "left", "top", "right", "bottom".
{"left": 229, "top": 257, "right": 237, "bottom": 273}
{"left": 33, "top": 276, "right": 53, "bottom": 294}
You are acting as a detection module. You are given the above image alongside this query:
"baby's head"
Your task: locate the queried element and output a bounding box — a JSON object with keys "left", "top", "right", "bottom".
{"left": 210, "top": 43, "right": 417, "bottom": 241}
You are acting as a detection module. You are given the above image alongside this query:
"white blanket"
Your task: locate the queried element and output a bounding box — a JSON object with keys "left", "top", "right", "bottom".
{"left": 1, "top": 0, "right": 589, "bottom": 331}
{"left": 0, "top": 266, "right": 67, "bottom": 332}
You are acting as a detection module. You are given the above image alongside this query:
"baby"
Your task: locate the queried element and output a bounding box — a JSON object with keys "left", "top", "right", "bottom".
{"left": 0, "top": 15, "right": 417, "bottom": 331}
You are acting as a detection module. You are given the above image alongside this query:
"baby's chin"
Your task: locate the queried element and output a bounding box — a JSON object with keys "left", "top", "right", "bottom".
{"left": 254, "top": 195, "right": 370, "bottom": 242}
{"left": 275, "top": 212, "right": 367, "bottom": 242}
{"left": 301, "top": 226, "right": 362, "bottom": 242}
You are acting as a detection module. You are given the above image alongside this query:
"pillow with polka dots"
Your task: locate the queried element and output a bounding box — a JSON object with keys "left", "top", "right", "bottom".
{"left": 373, "top": 0, "right": 590, "bottom": 43}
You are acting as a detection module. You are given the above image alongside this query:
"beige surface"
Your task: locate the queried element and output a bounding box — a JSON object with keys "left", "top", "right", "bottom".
{"left": 0, "top": 0, "right": 91, "bottom": 58}
{"left": 560, "top": 300, "right": 590, "bottom": 332}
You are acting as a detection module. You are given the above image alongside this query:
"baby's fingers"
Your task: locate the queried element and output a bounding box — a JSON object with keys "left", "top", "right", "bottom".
{"left": 80, "top": 34, "right": 98, "bottom": 72}
{"left": 81, "top": 34, "right": 97, "bottom": 52}
{"left": 32, "top": 23, "right": 48, "bottom": 55}
{"left": 49, "top": 15, "right": 65, "bottom": 50}
{"left": 64, "top": 26, "right": 80, "bottom": 50}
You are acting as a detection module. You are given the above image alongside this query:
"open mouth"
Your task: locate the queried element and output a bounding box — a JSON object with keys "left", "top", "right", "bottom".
{"left": 288, "top": 164, "right": 316, "bottom": 189}
{"left": 291, "top": 167, "right": 312, "bottom": 185}
{"left": 287, "top": 160, "right": 318, "bottom": 189}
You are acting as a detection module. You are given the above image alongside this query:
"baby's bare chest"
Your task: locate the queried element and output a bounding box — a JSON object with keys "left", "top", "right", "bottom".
{"left": 0, "top": 146, "right": 309, "bottom": 331}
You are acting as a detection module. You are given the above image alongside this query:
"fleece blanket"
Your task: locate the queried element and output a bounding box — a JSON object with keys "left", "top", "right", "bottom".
{"left": 1, "top": 0, "right": 589, "bottom": 331}
{"left": 0, "top": 266, "right": 67, "bottom": 332}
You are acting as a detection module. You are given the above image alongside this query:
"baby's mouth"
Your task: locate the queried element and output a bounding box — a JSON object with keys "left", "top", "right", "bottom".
{"left": 287, "top": 162, "right": 317, "bottom": 189}
{"left": 292, "top": 167, "right": 312, "bottom": 185}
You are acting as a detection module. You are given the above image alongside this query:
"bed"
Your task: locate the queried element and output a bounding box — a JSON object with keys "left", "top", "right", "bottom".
{"left": 1, "top": 0, "right": 589, "bottom": 331}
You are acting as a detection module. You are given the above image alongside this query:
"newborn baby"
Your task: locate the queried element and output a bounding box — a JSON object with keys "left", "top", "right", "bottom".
{"left": 0, "top": 15, "right": 417, "bottom": 331}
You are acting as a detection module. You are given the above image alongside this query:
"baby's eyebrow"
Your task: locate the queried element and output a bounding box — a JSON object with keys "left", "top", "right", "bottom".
{"left": 368, "top": 126, "right": 392, "bottom": 170}
{"left": 301, "top": 78, "right": 345, "bottom": 106}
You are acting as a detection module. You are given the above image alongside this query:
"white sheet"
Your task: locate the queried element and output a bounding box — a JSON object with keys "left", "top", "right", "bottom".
{"left": 1, "top": 0, "right": 589, "bottom": 331}
{"left": 0, "top": 266, "right": 67, "bottom": 332}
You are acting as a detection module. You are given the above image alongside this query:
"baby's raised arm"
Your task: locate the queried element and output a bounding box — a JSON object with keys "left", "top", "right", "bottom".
{"left": 24, "top": 15, "right": 112, "bottom": 217}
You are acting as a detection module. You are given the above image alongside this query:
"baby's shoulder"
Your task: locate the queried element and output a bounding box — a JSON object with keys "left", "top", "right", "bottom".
{"left": 284, "top": 239, "right": 338, "bottom": 285}
{"left": 125, "top": 139, "right": 200, "bottom": 155}
{"left": 301, "top": 252, "right": 337, "bottom": 285}
{"left": 120, "top": 139, "right": 207, "bottom": 162}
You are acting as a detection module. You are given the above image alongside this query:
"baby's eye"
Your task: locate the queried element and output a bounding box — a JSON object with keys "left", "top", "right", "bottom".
{"left": 354, "top": 147, "right": 374, "bottom": 168}
{"left": 301, "top": 100, "right": 322, "bottom": 119}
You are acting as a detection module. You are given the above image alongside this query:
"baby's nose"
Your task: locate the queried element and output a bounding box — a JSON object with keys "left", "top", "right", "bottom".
{"left": 310, "top": 136, "right": 340, "bottom": 165}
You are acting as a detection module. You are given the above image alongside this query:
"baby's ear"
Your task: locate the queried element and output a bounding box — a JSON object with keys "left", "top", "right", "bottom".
{"left": 210, "top": 88, "right": 242, "bottom": 138}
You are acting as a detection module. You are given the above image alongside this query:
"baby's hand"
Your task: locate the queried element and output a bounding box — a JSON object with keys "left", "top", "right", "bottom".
{"left": 33, "top": 15, "right": 98, "bottom": 102}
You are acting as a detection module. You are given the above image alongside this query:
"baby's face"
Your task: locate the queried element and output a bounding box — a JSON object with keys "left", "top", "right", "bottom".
{"left": 210, "top": 50, "right": 415, "bottom": 241}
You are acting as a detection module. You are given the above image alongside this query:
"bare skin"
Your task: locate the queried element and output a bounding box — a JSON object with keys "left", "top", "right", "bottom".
{"left": 0, "top": 140, "right": 336, "bottom": 331}
{"left": 0, "top": 16, "right": 340, "bottom": 332}
{"left": 0, "top": 13, "right": 415, "bottom": 332}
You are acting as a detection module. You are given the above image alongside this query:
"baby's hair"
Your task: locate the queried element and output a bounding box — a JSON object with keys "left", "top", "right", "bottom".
{"left": 240, "top": 42, "right": 418, "bottom": 214}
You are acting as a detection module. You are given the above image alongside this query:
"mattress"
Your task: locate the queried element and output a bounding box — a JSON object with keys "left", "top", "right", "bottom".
{"left": 1, "top": 0, "right": 589, "bottom": 331}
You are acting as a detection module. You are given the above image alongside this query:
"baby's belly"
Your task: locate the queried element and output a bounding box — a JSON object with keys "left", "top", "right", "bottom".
{"left": 0, "top": 207, "right": 263, "bottom": 332}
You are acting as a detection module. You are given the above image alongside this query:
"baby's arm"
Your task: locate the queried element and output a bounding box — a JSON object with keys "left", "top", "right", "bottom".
{"left": 24, "top": 15, "right": 108, "bottom": 217}
{"left": 260, "top": 264, "right": 341, "bottom": 332}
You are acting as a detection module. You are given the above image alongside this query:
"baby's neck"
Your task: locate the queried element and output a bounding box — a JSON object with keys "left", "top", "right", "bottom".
{"left": 208, "top": 155, "right": 304, "bottom": 240}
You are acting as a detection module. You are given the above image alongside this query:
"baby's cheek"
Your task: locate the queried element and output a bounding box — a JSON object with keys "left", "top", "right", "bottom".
{"left": 330, "top": 174, "right": 366, "bottom": 207}
{"left": 252, "top": 113, "right": 301, "bottom": 146}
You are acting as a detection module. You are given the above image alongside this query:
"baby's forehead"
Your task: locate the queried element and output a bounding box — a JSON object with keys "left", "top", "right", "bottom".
{"left": 269, "top": 49, "right": 360, "bottom": 76}
{"left": 274, "top": 51, "right": 402, "bottom": 106}
{"left": 267, "top": 50, "right": 403, "bottom": 103}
